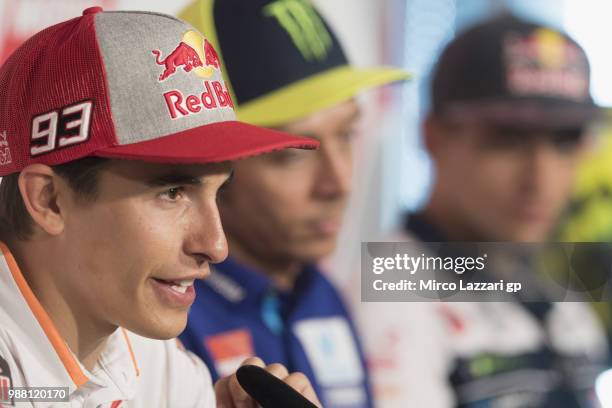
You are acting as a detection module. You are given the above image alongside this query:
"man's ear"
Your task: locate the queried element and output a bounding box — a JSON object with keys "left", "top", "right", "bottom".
{"left": 18, "top": 164, "right": 66, "bottom": 236}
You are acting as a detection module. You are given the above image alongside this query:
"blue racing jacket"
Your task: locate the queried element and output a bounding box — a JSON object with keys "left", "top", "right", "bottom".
{"left": 180, "top": 257, "right": 373, "bottom": 408}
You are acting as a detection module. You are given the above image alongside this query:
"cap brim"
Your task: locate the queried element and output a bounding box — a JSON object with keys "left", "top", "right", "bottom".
{"left": 236, "top": 65, "right": 411, "bottom": 127}
{"left": 444, "top": 100, "right": 602, "bottom": 129}
{"left": 94, "top": 121, "right": 319, "bottom": 163}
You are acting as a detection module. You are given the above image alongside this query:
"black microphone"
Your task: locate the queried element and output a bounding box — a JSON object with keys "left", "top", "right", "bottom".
{"left": 236, "top": 365, "right": 319, "bottom": 408}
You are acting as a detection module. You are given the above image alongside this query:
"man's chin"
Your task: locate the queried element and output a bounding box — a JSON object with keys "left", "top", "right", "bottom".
{"left": 494, "top": 226, "right": 552, "bottom": 242}
{"left": 126, "top": 315, "right": 188, "bottom": 340}
{"left": 296, "top": 240, "right": 339, "bottom": 263}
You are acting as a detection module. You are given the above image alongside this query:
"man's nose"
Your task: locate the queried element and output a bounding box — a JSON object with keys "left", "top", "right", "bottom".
{"left": 523, "top": 141, "right": 561, "bottom": 190}
{"left": 313, "top": 146, "right": 352, "bottom": 199}
{"left": 184, "top": 203, "right": 229, "bottom": 267}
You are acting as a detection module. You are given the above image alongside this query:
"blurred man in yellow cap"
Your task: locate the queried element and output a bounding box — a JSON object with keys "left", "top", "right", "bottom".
{"left": 178, "top": 1, "right": 409, "bottom": 407}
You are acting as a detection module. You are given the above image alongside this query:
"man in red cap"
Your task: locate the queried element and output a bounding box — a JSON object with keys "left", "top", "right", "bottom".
{"left": 0, "top": 6, "right": 321, "bottom": 407}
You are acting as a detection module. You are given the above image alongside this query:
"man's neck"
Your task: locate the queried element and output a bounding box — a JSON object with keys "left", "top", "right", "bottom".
{"left": 9, "top": 239, "right": 115, "bottom": 371}
{"left": 420, "top": 192, "right": 483, "bottom": 242}
{"left": 226, "top": 238, "right": 303, "bottom": 291}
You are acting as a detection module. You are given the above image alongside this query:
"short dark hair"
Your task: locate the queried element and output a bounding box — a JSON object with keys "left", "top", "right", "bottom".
{"left": 0, "top": 157, "right": 109, "bottom": 241}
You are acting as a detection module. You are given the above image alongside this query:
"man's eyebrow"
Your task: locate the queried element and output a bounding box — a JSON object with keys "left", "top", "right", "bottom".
{"left": 292, "top": 108, "right": 362, "bottom": 140}
{"left": 144, "top": 173, "right": 203, "bottom": 187}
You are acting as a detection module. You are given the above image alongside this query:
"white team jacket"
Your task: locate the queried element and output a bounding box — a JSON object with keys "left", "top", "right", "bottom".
{"left": 0, "top": 242, "right": 215, "bottom": 407}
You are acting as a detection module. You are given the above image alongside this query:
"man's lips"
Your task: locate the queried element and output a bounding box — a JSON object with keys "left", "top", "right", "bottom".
{"left": 512, "top": 204, "right": 551, "bottom": 223}
{"left": 308, "top": 214, "right": 344, "bottom": 236}
{"left": 150, "top": 270, "right": 209, "bottom": 302}
{"left": 315, "top": 218, "right": 342, "bottom": 235}
{"left": 151, "top": 277, "right": 199, "bottom": 307}
{"left": 153, "top": 270, "right": 209, "bottom": 284}
{"left": 152, "top": 278, "right": 196, "bottom": 294}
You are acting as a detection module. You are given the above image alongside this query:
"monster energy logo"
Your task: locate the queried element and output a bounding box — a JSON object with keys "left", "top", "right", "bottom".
{"left": 263, "top": 0, "right": 332, "bottom": 62}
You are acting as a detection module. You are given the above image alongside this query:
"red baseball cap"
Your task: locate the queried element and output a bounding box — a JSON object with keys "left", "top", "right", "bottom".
{"left": 0, "top": 7, "right": 319, "bottom": 176}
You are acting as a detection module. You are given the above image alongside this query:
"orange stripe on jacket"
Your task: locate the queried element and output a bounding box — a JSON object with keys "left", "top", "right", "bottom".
{"left": 0, "top": 242, "right": 89, "bottom": 387}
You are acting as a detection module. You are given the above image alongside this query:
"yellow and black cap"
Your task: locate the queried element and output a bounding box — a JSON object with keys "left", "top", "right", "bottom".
{"left": 180, "top": 0, "right": 410, "bottom": 127}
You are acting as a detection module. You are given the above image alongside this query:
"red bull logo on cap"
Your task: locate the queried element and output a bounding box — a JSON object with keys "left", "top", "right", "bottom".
{"left": 504, "top": 28, "right": 589, "bottom": 101}
{"left": 163, "top": 81, "right": 234, "bottom": 119}
{"left": 153, "top": 41, "right": 204, "bottom": 81}
{"left": 152, "top": 30, "right": 220, "bottom": 82}
{"left": 204, "top": 39, "right": 220, "bottom": 70}
{"left": 152, "top": 31, "right": 233, "bottom": 120}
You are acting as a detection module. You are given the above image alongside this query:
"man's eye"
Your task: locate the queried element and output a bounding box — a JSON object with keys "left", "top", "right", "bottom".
{"left": 338, "top": 130, "right": 355, "bottom": 143}
{"left": 552, "top": 128, "right": 583, "bottom": 152}
{"left": 160, "top": 187, "right": 184, "bottom": 201}
{"left": 268, "top": 149, "right": 307, "bottom": 164}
